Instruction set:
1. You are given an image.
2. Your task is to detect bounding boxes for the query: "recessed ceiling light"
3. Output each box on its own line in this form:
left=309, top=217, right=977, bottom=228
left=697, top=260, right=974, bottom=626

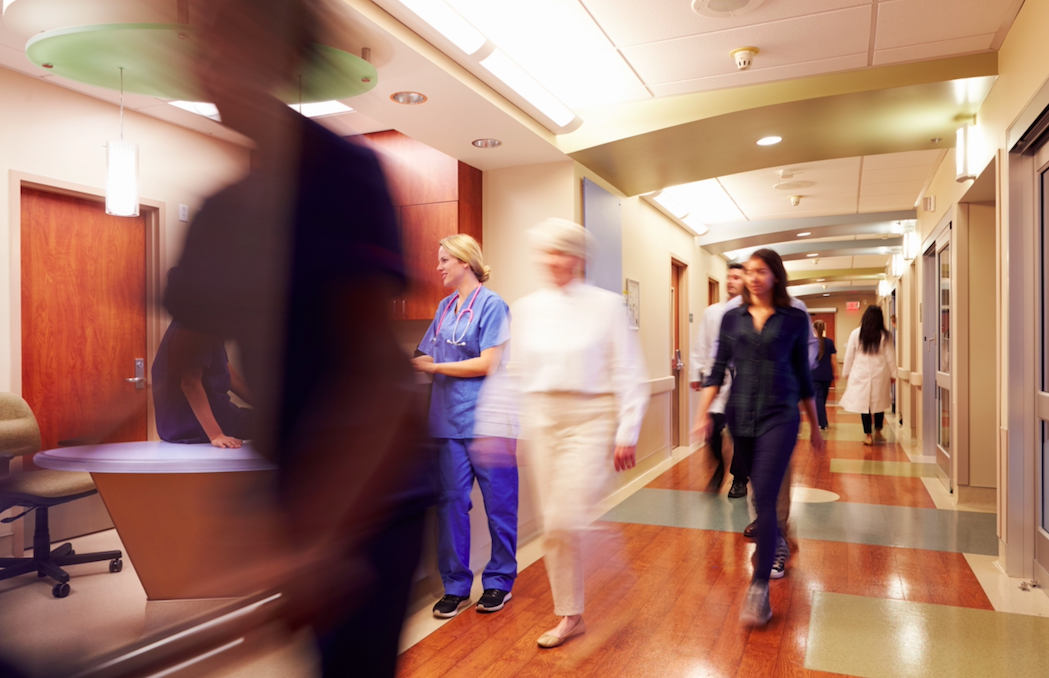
left=169, top=101, right=220, bottom=120
left=480, top=49, right=576, bottom=127
left=723, top=251, right=738, bottom=260
left=756, top=136, right=782, bottom=146
left=797, top=232, right=811, bottom=237
left=391, top=91, right=428, bottom=105
left=806, top=253, right=819, bottom=257
left=816, top=278, right=826, bottom=282
left=651, top=192, right=688, bottom=219
left=399, top=0, right=487, bottom=55
left=472, top=138, right=502, bottom=148
left=682, top=214, right=709, bottom=236
left=295, top=101, right=354, bottom=118
left=823, top=293, right=831, bottom=296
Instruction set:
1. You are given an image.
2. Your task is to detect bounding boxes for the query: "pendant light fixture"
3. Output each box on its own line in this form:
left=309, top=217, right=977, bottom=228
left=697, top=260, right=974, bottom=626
left=106, top=67, right=139, bottom=217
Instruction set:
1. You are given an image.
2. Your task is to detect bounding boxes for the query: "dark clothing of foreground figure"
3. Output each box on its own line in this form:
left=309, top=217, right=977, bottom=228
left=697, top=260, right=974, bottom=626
left=705, top=305, right=815, bottom=583
left=165, top=109, right=433, bottom=677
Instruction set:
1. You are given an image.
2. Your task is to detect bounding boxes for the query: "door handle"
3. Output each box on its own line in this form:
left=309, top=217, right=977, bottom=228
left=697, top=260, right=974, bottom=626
left=673, top=349, right=685, bottom=372
left=126, top=358, right=145, bottom=390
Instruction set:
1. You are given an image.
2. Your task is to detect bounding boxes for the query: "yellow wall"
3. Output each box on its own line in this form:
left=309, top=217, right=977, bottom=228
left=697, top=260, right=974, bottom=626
left=968, top=203, right=997, bottom=487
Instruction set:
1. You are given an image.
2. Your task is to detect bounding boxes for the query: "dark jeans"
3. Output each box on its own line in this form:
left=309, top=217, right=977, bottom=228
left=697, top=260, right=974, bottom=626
left=708, top=411, right=726, bottom=465
left=814, top=381, right=831, bottom=429
left=711, top=413, right=752, bottom=483
left=733, top=418, right=800, bottom=583
left=861, top=412, right=885, bottom=434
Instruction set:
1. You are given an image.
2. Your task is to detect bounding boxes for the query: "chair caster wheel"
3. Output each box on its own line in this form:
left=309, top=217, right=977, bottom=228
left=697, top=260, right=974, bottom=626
left=109, top=559, right=123, bottom=573
left=52, top=583, right=70, bottom=598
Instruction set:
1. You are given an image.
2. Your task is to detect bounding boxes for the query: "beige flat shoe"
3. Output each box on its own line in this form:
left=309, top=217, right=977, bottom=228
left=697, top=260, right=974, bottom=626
left=863, top=435, right=874, bottom=446
left=537, top=618, right=586, bottom=648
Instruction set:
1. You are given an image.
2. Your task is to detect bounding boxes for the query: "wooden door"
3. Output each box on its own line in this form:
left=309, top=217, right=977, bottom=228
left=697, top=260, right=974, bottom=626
left=811, top=312, right=836, bottom=342
left=402, top=202, right=459, bottom=320
left=21, top=188, right=148, bottom=457
left=671, top=262, right=685, bottom=447
left=708, top=278, right=720, bottom=305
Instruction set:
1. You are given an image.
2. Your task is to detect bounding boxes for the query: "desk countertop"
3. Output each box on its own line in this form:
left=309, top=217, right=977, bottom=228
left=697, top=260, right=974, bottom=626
left=33, top=440, right=277, bottom=474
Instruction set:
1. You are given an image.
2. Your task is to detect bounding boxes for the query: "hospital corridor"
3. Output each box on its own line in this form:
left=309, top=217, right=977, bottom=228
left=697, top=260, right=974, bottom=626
left=2, top=0, right=1049, bottom=677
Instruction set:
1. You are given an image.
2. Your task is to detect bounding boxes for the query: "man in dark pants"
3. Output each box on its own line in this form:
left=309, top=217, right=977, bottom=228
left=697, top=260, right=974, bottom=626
left=164, top=2, right=433, bottom=675
left=691, top=263, right=746, bottom=494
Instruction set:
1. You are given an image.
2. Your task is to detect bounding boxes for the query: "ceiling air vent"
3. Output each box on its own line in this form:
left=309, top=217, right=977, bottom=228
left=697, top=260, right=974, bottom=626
left=692, top=0, right=767, bottom=18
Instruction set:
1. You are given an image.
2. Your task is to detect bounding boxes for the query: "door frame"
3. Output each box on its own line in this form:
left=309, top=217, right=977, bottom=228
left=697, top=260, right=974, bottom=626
left=7, top=171, right=166, bottom=555
left=922, top=210, right=954, bottom=490
left=672, top=257, right=690, bottom=449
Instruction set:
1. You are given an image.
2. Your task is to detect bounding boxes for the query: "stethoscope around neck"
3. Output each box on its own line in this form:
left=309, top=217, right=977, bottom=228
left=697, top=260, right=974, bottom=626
left=432, top=285, right=483, bottom=347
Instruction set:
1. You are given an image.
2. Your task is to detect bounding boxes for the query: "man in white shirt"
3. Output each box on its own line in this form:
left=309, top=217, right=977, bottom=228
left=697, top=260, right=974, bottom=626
left=690, top=263, right=744, bottom=494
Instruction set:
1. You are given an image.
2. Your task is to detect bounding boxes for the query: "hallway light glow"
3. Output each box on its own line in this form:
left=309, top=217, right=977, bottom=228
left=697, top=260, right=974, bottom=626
left=105, top=140, right=139, bottom=217
left=651, top=191, right=688, bottom=219
left=481, top=49, right=576, bottom=127
left=797, top=232, right=811, bottom=237
left=400, top=0, right=487, bottom=55
left=756, top=136, right=782, bottom=146
left=682, top=214, right=710, bottom=236
left=955, top=122, right=980, bottom=182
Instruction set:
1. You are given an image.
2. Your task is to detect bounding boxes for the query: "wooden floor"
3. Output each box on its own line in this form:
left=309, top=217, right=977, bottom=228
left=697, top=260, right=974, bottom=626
left=396, top=406, right=992, bottom=678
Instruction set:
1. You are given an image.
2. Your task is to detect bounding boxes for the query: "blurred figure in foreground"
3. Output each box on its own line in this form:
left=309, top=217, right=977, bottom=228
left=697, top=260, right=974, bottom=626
left=164, top=0, right=431, bottom=675
left=840, top=306, right=896, bottom=445
left=508, top=218, right=649, bottom=648
left=693, top=249, right=823, bottom=627
left=690, top=262, right=744, bottom=495
left=151, top=321, right=255, bottom=448
left=412, top=235, right=518, bottom=619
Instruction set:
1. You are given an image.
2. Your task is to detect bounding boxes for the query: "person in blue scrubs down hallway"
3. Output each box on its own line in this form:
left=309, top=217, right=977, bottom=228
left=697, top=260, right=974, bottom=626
left=412, top=234, right=518, bottom=619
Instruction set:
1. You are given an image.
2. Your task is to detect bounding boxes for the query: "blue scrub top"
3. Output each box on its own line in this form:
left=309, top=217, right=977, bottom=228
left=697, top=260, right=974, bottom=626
left=418, top=286, right=510, bottom=439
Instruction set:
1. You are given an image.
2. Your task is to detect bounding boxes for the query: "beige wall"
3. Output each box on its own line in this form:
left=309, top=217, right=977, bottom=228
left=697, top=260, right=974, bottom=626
left=968, top=203, right=997, bottom=488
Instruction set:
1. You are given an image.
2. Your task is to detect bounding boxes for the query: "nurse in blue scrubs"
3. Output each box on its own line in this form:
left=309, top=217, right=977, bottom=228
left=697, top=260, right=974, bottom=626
left=412, top=234, right=518, bottom=619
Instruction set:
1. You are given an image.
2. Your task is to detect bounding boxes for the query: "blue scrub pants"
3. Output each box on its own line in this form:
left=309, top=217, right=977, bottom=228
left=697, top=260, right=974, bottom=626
left=436, top=438, right=519, bottom=596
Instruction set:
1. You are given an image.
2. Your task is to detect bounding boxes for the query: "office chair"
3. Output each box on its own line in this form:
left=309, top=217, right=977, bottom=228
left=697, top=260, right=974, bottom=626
left=0, top=393, right=122, bottom=598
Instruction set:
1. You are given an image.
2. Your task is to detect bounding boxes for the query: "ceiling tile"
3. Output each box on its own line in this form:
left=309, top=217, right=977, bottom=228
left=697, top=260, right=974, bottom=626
left=619, top=7, right=871, bottom=86
left=873, top=33, right=994, bottom=66
left=785, top=256, right=855, bottom=271
left=581, top=0, right=871, bottom=48
left=852, top=254, right=892, bottom=267
left=858, top=193, right=919, bottom=209
left=861, top=165, right=935, bottom=184
left=648, top=53, right=868, bottom=97
left=862, top=149, right=942, bottom=170
left=860, top=180, right=924, bottom=197
left=874, top=0, right=1011, bottom=50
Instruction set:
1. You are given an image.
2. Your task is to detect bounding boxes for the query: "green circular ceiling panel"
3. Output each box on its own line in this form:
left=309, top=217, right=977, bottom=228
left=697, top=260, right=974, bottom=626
left=25, top=23, right=377, bottom=104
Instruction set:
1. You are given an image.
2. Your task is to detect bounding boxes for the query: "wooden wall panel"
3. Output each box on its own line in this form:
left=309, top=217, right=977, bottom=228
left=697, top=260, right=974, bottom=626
left=457, top=161, right=483, bottom=245
left=402, top=202, right=460, bottom=320
left=364, top=130, right=458, bottom=207
left=21, top=188, right=148, bottom=454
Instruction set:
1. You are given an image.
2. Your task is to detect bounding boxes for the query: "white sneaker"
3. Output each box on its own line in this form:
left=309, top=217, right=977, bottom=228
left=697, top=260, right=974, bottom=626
left=770, top=537, right=789, bottom=579
left=740, top=582, right=772, bottom=626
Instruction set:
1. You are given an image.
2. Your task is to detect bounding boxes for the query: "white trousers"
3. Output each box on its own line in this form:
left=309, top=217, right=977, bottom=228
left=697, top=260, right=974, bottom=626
left=524, top=392, right=617, bottom=617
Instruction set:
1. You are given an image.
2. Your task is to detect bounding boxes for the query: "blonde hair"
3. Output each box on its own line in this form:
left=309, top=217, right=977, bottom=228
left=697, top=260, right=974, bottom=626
left=528, top=217, right=594, bottom=260
left=440, top=234, right=491, bottom=283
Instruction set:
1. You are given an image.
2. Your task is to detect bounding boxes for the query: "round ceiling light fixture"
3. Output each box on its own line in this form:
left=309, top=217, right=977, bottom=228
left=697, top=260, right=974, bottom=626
left=472, top=138, right=502, bottom=149
left=756, top=135, right=781, bottom=146
left=692, top=0, right=767, bottom=18
left=806, top=253, right=819, bottom=257
left=391, top=91, right=427, bottom=105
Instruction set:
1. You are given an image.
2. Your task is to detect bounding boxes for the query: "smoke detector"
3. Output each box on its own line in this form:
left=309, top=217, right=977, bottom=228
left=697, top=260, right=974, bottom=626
left=789, top=195, right=802, bottom=207
left=693, top=0, right=767, bottom=17
left=730, top=47, right=759, bottom=71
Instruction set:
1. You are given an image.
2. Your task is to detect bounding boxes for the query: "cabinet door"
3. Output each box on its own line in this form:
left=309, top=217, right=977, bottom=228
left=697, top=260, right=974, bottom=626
left=402, top=202, right=460, bottom=320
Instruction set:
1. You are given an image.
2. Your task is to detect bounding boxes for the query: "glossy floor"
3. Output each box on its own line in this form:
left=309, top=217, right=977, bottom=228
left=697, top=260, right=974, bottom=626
left=396, top=407, right=1049, bottom=678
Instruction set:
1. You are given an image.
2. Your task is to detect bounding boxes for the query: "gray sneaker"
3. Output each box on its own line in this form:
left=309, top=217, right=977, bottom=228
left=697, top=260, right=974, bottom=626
left=770, top=537, right=789, bottom=579
left=739, top=582, right=772, bottom=627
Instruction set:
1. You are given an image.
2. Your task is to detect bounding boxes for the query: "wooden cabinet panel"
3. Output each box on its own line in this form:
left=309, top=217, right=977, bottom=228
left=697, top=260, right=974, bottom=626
left=402, top=202, right=460, bottom=320
left=458, top=162, right=482, bottom=244
left=366, top=130, right=459, bottom=207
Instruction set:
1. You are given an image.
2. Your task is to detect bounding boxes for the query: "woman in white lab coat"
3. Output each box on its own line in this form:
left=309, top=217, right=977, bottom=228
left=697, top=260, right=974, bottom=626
left=839, top=306, right=897, bottom=445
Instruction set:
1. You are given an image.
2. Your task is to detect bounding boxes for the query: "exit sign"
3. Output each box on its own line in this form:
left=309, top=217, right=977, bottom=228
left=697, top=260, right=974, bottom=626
left=846, top=301, right=861, bottom=310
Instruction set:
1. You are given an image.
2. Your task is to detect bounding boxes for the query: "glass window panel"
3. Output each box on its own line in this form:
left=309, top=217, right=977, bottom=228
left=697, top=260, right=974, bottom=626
left=938, top=387, right=950, bottom=453
left=939, top=244, right=951, bottom=373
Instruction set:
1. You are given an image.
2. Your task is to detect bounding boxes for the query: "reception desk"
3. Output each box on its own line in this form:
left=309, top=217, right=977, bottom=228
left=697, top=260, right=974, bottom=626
left=35, top=442, right=278, bottom=601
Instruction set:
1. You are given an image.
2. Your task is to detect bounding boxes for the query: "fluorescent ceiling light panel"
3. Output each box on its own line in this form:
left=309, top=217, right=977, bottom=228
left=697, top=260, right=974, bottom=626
left=295, top=101, right=354, bottom=118
left=662, top=179, right=746, bottom=224
left=480, top=49, right=575, bottom=127
left=169, top=101, right=220, bottom=120
left=447, top=0, right=647, bottom=109
left=400, top=0, right=486, bottom=55
left=651, top=192, right=688, bottom=219
left=681, top=214, right=709, bottom=236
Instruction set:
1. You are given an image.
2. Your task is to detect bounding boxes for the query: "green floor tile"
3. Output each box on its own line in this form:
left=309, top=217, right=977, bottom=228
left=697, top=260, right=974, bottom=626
left=806, top=592, right=1049, bottom=678
left=830, top=459, right=939, bottom=477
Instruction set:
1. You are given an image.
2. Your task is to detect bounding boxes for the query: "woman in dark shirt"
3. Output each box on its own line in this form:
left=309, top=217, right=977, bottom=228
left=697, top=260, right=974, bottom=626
left=693, top=249, right=824, bottom=627
left=811, top=320, right=837, bottom=430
